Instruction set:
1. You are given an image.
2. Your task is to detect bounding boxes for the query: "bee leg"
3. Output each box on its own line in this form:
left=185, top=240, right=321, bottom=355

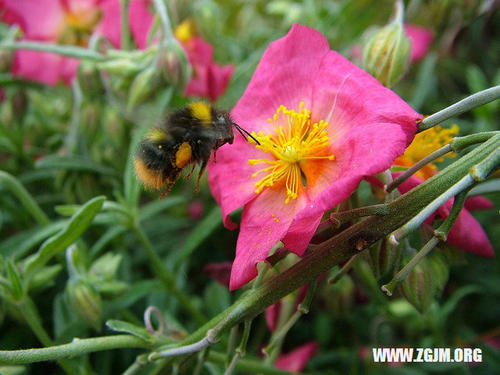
left=159, top=181, right=175, bottom=198
left=195, top=160, right=208, bottom=193
left=185, top=164, right=196, bottom=180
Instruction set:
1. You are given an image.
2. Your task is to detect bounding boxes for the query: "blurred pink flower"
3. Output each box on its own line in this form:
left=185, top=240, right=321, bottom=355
left=275, top=341, right=318, bottom=372
left=187, top=199, right=204, bottom=220
left=174, top=19, right=233, bottom=102
left=404, top=24, right=434, bottom=62
left=209, top=24, right=421, bottom=290
left=203, top=261, right=232, bottom=287
left=180, top=36, right=234, bottom=102
left=396, top=174, right=494, bottom=257
left=1, top=0, right=152, bottom=85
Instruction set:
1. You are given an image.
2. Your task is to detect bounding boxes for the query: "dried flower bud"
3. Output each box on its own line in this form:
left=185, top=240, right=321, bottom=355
left=362, top=1, right=411, bottom=87
left=67, top=279, right=102, bottom=330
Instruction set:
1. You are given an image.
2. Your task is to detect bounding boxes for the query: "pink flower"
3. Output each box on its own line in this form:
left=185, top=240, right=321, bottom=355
left=404, top=24, right=434, bottom=62
left=209, top=24, right=421, bottom=290
left=203, top=261, right=232, bottom=287
left=396, top=175, right=494, bottom=257
left=181, top=36, right=234, bottom=102
left=1, top=0, right=153, bottom=85
left=275, top=341, right=318, bottom=372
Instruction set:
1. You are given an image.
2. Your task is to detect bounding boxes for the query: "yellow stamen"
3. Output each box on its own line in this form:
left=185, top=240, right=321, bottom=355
left=248, top=102, right=335, bottom=204
left=395, top=124, right=459, bottom=180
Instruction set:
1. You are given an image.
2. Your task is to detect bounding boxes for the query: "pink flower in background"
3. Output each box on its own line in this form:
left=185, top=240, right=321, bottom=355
left=1, top=0, right=152, bottom=85
left=203, top=261, right=232, bottom=287
left=396, top=175, right=494, bottom=257
left=209, top=24, right=421, bottom=290
left=275, top=341, right=319, bottom=372
left=405, top=24, right=434, bottom=62
left=174, top=19, right=234, bottom=102
left=182, top=37, right=234, bottom=102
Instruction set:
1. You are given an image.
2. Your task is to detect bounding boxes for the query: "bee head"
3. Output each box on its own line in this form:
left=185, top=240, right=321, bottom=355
left=214, top=110, right=235, bottom=145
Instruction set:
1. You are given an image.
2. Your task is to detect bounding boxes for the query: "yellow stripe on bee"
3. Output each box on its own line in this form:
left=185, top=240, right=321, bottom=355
left=188, top=102, right=212, bottom=126
left=146, top=128, right=168, bottom=142
left=175, top=142, right=192, bottom=168
left=134, top=158, right=167, bottom=189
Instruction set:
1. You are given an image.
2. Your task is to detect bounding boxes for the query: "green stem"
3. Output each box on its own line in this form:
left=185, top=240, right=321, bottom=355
left=328, top=253, right=361, bottom=284
left=382, top=190, right=468, bottom=296
left=208, top=351, right=296, bottom=375
left=389, top=173, right=476, bottom=245
left=16, top=297, right=78, bottom=375
left=120, top=0, right=132, bottom=50
left=329, top=204, right=389, bottom=228
left=387, top=131, right=498, bottom=192
left=418, top=86, right=500, bottom=131
left=264, top=281, right=317, bottom=364
left=0, top=171, right=49, bottom=225
left=1, top=42, right=107, bottom=61
left=152, top=0, right=174, bottom=40
left=225, top=320, right=252, bottom=375
left=0, top=334, right=149, bottom=365
left=133, top=225, right=206, bottom=324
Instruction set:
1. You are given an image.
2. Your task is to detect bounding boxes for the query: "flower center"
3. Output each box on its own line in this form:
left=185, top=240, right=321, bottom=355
left=395, top=124, right=459, bottom=180
left=248, top=102, right=335, bottom=204
left=59, top=7, right=102, bottom=46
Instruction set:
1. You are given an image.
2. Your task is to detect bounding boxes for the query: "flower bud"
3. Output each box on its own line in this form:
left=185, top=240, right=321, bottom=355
left=398, top=257, right=435, bottom=313
left=369, top=239, right=401, bottom=280
left=127, top=67, right=158, bottom=111
left=89, top=253, right=122, bottom=280
left=158, top=40, right=191, bottom=89
left=67, top=279, right=102, bottom=330
left=362, top=1, right=411, bottom=87
left=97, top=58, right=141, bottom=77
left=77, top=60, right=103, bottom=95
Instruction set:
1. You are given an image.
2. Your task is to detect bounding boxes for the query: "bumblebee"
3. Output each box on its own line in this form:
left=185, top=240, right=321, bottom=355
left=134, top=101, right=258, bottom=196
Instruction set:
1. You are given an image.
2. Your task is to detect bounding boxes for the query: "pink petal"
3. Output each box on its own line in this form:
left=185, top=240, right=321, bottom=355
left=405, top=24, right=434, bottom=62
left=265, top=301, right=281, bottom=332
left=205, top=63, right=234, bottom=102
left=128, top=0, right=153, bottom=49
left=93, top=0, right=121, bottom=47
left=182, top=37, right=234, bottom=102
left=209, top=24, right=331, bottom=229
left=12, top=49, right=79, bottom=85
left=2, top=0, right=65, bottom=39
left=275, top=342, right=319, bottom=372
left=230, top=24, right=331, bottom=135
left=464, top=196, right=494, bottom=211
left=445, top=203, right=494, bottom=257
left=229, top=188, right=306, bottom=290
left=183, top=37, right=214, bottom=66
left=203, top=262, right=232, bottom=287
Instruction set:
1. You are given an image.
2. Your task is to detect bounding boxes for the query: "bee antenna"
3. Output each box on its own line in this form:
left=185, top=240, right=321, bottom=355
left=232, top=122, right=261, bottom=145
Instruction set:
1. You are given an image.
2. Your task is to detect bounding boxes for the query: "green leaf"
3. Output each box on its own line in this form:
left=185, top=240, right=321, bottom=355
left=24, top=196, right=106, bottom=277
left=29, top=264, right=63, bottom=293
left=138, top=196, right=186, bottom=221
left=0, top=171, right=49, bottom=226
left=36, top=155, right=119, bottom=177
left=172, top=206, right=222, bottom=269
left=203, top=282, right=231, bottom=317
left=5, top=261, right=24, bottom=300
left=0, top=220, right=66, bottom=259
left=106, top=319, right=152, bottom=343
